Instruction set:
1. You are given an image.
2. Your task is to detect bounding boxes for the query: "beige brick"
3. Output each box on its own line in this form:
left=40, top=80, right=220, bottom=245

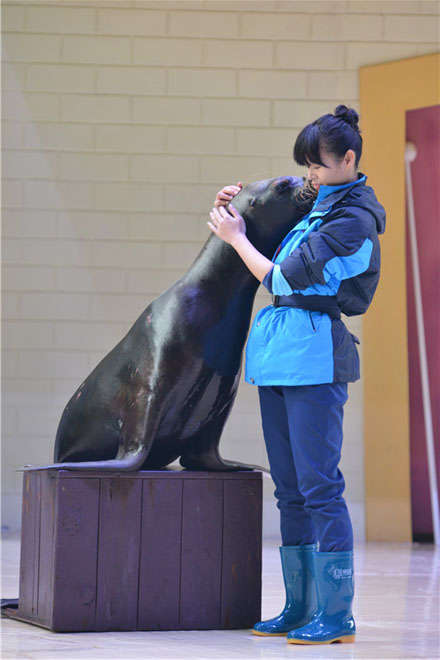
left=197, top=0, right=280, bottom=9
left=199, top=155, right=270, bottom=183
left=2, top=293, right=20, bottom=318
left=62, top=36, right=130, bottom=64
left=133, top=38, right=203, bottom=66
left=347, top=1, right=422, bottom=13
left=238, top=70, right=307, bottom=98
left=384, top=15, right=438, bottom=41
left=16, top=349, right=89, bottom=380
left=2, top=33, right=61, bottom=62
left=3, top=266, right=57, bottom=291
left=167, top=126, right=235, bottom=154
left=277, top=1, right=348, bottom=12
left=269, top=157, right=299, bottom=178
left=23, top=123, right=94, bottom=151
left=2, top=210, right=58, bottom=238
left=54, top=321, right=128, bottom=350
left=3, top=180, right=23, bottom=207
left=94, top=182, right=163, bottom=212
left=130, top=154, right=199, bottom=182
left=273, top=100, right=334, bottom=127
left=168, top=68, right=235, bottom=97
left=275, top=41, right=345, bottom=69
left=24, top=181, right=94, bottom=210
left=129, top=213, right=201, bottom=242
left=237, top=128, right=299, bottom=157
left=162, top=242, right=204, bottom=269
left=163, top=184, right=219, bottom=213
left=4, top=238, right=93, bottom=267
left=57, top=211, right=130, bottom=240
left=240, top=11, right=310, bottom=38
left=16, top=406, right=62, bottom=437
left=346, top=42, right=419, bottom=69
left=26, top=5, right=95, bottom=33
left=97, top=8, right=166, bottom=35
left=204, top=40, right=273, bottom=68
left=311, top=13, right=383, bottom=41
left=2, top=62, right=27, bottom=90
left=58, top=152, right=129, bottom=181
left=168, top=10, right=240, bottom=37
left=61, top=94, right=130, bottom=123
left=201, top=99, right=270, bottom=126
left=2, top=122, right=23, bottom=149
left=416, top=43, right=440, bottom=53
left=4, top=150, right=58, bottom=179
left=96, top=66, right=166, bottom=94
left=2, top=4, right=25, bottom=30
left=308, top=71, right=358, bottom=99
left=418, top=1, right=440, bottom=13
left=27, top=65, right=94, bottom=93
left=133, top=97, right=201, bottom=124
left=3, top=406, right=18, bottom=436
left=2, top=351, right=19, bottom=379
left=125, top=268, right=184, bottom=294
left=3, top=91, right=60, bottom=121
left=56, top=267, right=126, bottom=293
left=96, top=124, right=167, bottom=152
left=20, top=292, right=89, bottom=320
left=89, top=293, right=154, bottom=322
left=91, top=241, right=163, bottom=268
left=4, top=321, right=53, bottom=349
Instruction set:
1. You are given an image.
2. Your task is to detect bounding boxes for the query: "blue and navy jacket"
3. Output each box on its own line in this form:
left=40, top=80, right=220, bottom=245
left=244, top=172, right=386, bottom=386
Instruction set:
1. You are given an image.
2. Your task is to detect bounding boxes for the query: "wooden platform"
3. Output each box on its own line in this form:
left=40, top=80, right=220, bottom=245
left=4, top=467, right=262, bottom=632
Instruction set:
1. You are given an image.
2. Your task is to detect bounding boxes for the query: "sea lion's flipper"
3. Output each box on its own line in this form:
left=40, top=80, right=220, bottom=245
left=179, top=404, right=269, bottom=473
left=20, top=390, right=162, bottom=473
left=19, top=447, right=148, bottom=473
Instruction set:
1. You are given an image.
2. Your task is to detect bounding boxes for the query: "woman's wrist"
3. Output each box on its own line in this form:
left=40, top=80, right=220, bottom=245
left=230, top=233, right=274, bottom=283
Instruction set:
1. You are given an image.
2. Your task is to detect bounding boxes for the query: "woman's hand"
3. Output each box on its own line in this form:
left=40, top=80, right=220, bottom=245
left=214, top=181, right=243, bottom=208
left=207, top=203, right=246, bottom=245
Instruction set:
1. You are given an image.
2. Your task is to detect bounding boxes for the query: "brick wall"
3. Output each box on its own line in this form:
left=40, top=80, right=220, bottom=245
left=2, top=0, right=438, bottom=534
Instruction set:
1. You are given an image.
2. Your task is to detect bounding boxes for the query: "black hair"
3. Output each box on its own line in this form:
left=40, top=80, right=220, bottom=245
left=293, top=104, right=362, bottom=169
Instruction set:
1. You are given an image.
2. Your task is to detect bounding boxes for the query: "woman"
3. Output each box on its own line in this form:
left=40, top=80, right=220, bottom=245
left=207, top=105, right=386, bottom=645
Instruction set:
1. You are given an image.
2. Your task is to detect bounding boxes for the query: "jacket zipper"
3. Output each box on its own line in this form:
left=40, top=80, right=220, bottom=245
left=308, top=310, right=316, bottom=332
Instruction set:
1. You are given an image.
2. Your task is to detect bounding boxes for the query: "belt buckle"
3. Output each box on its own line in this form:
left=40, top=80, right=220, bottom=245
left=272, top=295, right=279, bottom=307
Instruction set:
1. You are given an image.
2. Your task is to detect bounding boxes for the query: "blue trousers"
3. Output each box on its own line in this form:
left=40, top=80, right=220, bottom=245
left=258, top=382, right=353, bottom=552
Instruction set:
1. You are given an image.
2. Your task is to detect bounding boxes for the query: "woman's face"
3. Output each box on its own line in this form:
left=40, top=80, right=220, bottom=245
left=306, top=149, right=357, bottom=190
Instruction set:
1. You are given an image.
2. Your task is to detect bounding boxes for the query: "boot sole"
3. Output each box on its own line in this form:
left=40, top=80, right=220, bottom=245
left=252, top=629, right=287, bottom=636
left=287, top=634, right=355, bottom=644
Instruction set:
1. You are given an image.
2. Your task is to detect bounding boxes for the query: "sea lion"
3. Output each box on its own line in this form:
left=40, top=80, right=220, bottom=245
left=23, top=176, right=316, bottom=473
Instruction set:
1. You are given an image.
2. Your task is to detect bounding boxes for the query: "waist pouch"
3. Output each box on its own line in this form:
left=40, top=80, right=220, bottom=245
left=272, top=293, right=341, bottom=320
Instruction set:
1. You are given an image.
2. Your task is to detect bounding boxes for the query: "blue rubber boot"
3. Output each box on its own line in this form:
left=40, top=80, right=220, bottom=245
left=252, top=543, right=318, bottom=636
left=287, top=549, right=356, bottom=644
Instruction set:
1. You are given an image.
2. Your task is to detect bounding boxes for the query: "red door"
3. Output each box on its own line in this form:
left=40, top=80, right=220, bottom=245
left=405, top=105, right=440, bottom=542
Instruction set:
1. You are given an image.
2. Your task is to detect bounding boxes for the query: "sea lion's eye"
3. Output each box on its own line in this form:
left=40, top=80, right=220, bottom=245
left=249, top=197, right=256, bottom=207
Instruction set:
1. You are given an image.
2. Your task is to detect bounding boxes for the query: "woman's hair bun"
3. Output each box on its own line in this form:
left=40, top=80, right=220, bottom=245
left=334, top=104, right=360, bottom=132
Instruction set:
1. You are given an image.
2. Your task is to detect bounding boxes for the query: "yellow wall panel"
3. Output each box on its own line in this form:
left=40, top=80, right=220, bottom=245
left=359, top=53, right=440, bottom=541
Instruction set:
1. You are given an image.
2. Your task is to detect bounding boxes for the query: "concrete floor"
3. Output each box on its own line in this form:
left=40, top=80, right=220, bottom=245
left=1, top=533, right=439, bottom=659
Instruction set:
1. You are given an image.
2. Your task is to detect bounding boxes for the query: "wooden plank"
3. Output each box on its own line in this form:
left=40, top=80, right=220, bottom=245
left=52, top=475, right=100, bottom=631
left=95, top=477, right=142, bottom=631
left=37, top=471, right=56, bottom=624
left=18, top=471, right=39, bottom=617
left=180, top=479, right=223, bottom=629
left=138, top=478, right=183, bottom=630
left=221, top=478, right=262, bottom=629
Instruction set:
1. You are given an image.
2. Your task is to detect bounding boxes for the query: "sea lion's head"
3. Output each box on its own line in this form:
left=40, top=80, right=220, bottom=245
left=224, top=175, right=317, bottom=257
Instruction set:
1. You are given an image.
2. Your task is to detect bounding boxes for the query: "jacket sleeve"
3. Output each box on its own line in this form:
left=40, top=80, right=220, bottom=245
left=262, top=205, right=375, bottom=296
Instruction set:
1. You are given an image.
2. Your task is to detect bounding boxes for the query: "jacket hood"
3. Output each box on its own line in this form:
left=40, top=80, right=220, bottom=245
left=345, top=177, right=386, bottom=235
